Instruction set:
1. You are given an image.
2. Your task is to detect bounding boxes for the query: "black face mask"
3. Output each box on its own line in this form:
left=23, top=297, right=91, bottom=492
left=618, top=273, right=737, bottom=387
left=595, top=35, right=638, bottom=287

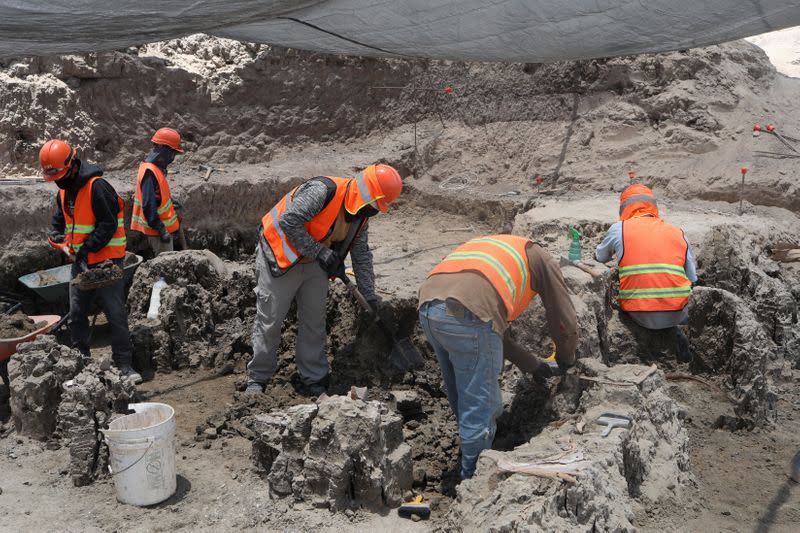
left=145, top=145, right=176, bottom=170
left=345, top=204, right=380, bottom=222
left=55, top=167, right=78, bottom=190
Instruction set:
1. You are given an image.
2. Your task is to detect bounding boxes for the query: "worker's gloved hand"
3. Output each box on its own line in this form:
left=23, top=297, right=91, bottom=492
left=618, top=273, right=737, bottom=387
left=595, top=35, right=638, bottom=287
left=531, top=362, right=554, bottom=386
left=159, top=226, right=171, bottom=243
left=317, top=247, right=341, bottom=277
left=47, top=229, right=66, bottom=244
left=75, top=248, right=89, bottom=272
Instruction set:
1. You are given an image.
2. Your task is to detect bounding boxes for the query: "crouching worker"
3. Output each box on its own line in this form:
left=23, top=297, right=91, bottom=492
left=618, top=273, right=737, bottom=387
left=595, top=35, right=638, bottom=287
left=245, top=165, right=403, bottom=396
left=130, top=128, right=183, bottom=256
left=595, top=184, right=697, bottom=361
left=418, top=235, right=578, bottom=479
left=40, top=140, right=140, bottom=384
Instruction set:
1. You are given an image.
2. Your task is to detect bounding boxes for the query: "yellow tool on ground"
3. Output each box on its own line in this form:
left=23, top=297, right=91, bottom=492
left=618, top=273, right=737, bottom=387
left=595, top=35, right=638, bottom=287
left=398, top=495, right=430, bottom=520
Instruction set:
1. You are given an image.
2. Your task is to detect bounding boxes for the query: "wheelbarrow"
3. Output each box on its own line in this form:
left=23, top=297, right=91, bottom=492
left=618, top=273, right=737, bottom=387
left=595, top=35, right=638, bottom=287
left=18, top=252, right=143, bottom=305
left=0, top=314, right=61, bottom=362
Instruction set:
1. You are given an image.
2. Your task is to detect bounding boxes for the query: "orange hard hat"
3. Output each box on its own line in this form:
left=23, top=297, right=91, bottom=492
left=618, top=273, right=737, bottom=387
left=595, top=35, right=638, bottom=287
left=619, top=183, right=658, bottom=220
left=151, top=127, right=184, bottom=153
left=372, top=164, right=403, bottom=212
left=39, top=139, right=76, bottom=182
left=346, top=164, right=403, bottom=214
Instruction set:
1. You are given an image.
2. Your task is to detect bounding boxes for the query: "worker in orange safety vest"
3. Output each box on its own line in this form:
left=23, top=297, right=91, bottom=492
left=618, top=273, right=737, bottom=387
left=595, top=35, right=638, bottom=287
left=40, top=139, right=140, bottom=384
left=418, top=235, right=578, bottom=479
left=130, top=128, right=183, bottom=256
left=595, top=184, right=697, bottom=361
left=245, top=164, right=403, bottom=396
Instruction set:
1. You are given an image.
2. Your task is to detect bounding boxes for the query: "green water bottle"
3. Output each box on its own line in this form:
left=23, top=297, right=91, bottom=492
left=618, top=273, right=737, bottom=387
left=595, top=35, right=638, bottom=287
left=568, top=227, right=582, bottom=262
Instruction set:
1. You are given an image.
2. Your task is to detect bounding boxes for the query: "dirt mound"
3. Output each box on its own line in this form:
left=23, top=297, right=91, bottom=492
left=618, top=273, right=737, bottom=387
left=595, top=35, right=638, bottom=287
left=8, top=335, right=87, bottom=439
left=687, top=287, right=785, bottom=428
left=0, top=311, right=45, bottom=338
left=0, top=232, right=61, bottom=292
left=696, top=224, right=799, bottom=366
left=57, top=357, right=136, bottom=486
left=446, top=360, right=690, bottom=532
left=127, top=250, right=254, bottom=372
left=251, top=394, right=412, bottom=511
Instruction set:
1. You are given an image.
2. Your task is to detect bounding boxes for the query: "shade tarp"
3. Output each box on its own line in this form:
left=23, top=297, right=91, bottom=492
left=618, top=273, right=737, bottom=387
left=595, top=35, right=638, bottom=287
left=1, top=0, right=799, bottom=61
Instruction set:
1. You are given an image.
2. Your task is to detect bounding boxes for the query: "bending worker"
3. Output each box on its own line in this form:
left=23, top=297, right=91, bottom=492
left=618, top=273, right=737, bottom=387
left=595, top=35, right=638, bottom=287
left=418, top=234, right=578, bottom=479
left=595, top=184, right=697, bottom=361
left=40, top=140, right=141, bottom=384
left=246, top=164, right=403, bottom=396
left=131, top=128, right=183, bottom=256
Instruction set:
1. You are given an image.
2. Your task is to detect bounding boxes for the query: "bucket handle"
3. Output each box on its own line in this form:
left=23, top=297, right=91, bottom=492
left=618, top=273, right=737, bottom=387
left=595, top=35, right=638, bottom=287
left=106, top=436, right=155, bottom=477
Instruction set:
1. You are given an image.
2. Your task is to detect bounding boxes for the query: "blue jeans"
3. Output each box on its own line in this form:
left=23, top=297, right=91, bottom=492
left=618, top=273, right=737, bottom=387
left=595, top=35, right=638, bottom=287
left=419, top=300, right=503, bottom=479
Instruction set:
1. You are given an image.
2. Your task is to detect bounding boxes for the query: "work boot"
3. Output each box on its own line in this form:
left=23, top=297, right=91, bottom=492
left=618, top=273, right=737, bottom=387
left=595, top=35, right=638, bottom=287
left=244, top=381, right=265, bottom=396
left=118, top=365, right=143, bottom=385
left=300, top=374, right=330, bottom=397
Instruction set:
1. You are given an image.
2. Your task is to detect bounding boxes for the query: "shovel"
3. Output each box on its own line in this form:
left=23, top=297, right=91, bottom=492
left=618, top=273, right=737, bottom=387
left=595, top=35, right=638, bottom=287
left=336, top=272, right=424, bottom=373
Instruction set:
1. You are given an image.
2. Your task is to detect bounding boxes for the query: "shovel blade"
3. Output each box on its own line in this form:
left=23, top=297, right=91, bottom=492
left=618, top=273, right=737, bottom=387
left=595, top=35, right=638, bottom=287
left=390, top=337, right=424, bottom=372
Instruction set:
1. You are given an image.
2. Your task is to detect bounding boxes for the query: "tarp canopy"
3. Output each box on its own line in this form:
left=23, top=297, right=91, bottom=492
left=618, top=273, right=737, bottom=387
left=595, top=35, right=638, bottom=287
left=2, top=1, right=799, bottom=61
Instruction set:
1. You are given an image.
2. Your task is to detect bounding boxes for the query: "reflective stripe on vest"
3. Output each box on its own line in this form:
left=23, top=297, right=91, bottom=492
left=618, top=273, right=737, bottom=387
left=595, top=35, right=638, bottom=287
left=59, top=176, right=127, bottom=265
left=428, top=235, right=537, bottom=321
left=618, top=217, right=691, bottom=312
left=618, top=194, right=657, bottom=216
left=261, top=177, right=351, bottom=272
left=131, top=162, right=180, bottom=236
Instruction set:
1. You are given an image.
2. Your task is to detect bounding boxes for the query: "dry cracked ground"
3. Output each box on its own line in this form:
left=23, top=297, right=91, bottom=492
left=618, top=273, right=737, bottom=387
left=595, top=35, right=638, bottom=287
left=1, top=34, right=799, bottom=532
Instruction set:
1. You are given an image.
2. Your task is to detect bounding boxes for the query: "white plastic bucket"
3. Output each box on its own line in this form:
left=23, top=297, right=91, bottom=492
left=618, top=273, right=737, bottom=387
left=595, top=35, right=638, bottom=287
left=102, top=402, right=177, bottom=506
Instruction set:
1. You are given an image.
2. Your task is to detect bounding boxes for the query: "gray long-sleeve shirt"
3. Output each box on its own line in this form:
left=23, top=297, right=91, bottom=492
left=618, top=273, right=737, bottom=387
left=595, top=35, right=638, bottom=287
left=277, top=179, right=376, bottom=299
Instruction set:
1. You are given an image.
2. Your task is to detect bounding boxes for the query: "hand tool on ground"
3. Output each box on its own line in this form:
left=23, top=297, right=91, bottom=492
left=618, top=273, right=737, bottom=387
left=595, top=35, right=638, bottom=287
left=441, top=225, right=475, bottom=233
left=337, top=272, right=425, bottom=372
left=199, top=163, right=223, bottom=182
left=596, top=413, right=632, bottom=437
left=398, top=495, right=431, bottom=520
left=558, top=256, right=601, bottom=278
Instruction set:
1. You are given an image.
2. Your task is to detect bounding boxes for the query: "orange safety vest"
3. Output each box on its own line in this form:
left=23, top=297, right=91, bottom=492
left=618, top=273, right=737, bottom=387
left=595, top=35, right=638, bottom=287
left=131, top=163, right=180, bottom=236
left=261, top=176, right=372, bottom=274
left=59, top=176, right=127, bottom=265
left=428, top=235, right=537, bottom=321
left=618, top=217, right=692, bottom=312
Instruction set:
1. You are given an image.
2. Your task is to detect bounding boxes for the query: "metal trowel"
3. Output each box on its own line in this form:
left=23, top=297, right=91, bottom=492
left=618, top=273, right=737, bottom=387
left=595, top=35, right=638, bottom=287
left=596, top=412, right=632, bottom=437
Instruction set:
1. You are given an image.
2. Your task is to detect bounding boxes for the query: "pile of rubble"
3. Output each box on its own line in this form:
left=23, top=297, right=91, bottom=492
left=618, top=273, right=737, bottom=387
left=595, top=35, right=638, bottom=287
left=127, top=250, right=255, bottom=372
left=250, top=394, right=412, bottom=511
left=8, top=335, right=135, bottom=486
left=446, top=360, right=690, bottom=531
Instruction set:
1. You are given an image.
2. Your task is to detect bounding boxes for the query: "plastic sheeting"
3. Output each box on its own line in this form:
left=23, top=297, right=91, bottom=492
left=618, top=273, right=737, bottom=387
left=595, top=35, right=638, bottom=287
left=2, top=0, right=800, bottom=61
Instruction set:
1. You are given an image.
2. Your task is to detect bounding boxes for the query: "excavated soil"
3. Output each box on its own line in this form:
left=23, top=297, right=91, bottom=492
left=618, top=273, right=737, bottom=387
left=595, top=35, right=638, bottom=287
left=2, top=33, right=800, bottom=532
left=0, top=311, right=44, bottom=339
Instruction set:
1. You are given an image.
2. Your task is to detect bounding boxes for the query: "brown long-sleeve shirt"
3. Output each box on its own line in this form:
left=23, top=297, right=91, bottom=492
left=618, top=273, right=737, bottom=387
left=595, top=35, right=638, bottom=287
left=418, top=242, right=578, bottom=371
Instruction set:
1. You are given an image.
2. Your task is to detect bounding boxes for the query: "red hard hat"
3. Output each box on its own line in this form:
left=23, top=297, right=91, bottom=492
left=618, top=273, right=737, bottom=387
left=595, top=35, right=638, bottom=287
left=39, top=139, right=76, bottom=182
left=151, top=127, right=184, bottom=153
left=371, top=164, right=403, bottom=212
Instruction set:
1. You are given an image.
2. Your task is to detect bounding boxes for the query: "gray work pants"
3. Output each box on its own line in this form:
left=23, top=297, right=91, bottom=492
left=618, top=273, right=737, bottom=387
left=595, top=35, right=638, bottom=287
left=248, top=241, right=329, bottom=385
left=146, top=235, right=174, bottom=256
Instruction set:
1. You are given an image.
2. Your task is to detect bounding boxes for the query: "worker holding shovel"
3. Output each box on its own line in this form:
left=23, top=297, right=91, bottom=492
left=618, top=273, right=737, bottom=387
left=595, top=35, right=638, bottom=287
left=130, top=127, right=184, bottom=256
left=418, top=235, right=578, bottom=479
left=245, top=164, right=403, bottom=396
left=40, top=139, right=140, bottom=384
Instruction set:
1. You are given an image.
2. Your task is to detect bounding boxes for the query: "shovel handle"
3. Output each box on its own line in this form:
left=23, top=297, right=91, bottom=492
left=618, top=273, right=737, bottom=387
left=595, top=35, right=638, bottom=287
left=337, top=273, right=374, bottom=314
